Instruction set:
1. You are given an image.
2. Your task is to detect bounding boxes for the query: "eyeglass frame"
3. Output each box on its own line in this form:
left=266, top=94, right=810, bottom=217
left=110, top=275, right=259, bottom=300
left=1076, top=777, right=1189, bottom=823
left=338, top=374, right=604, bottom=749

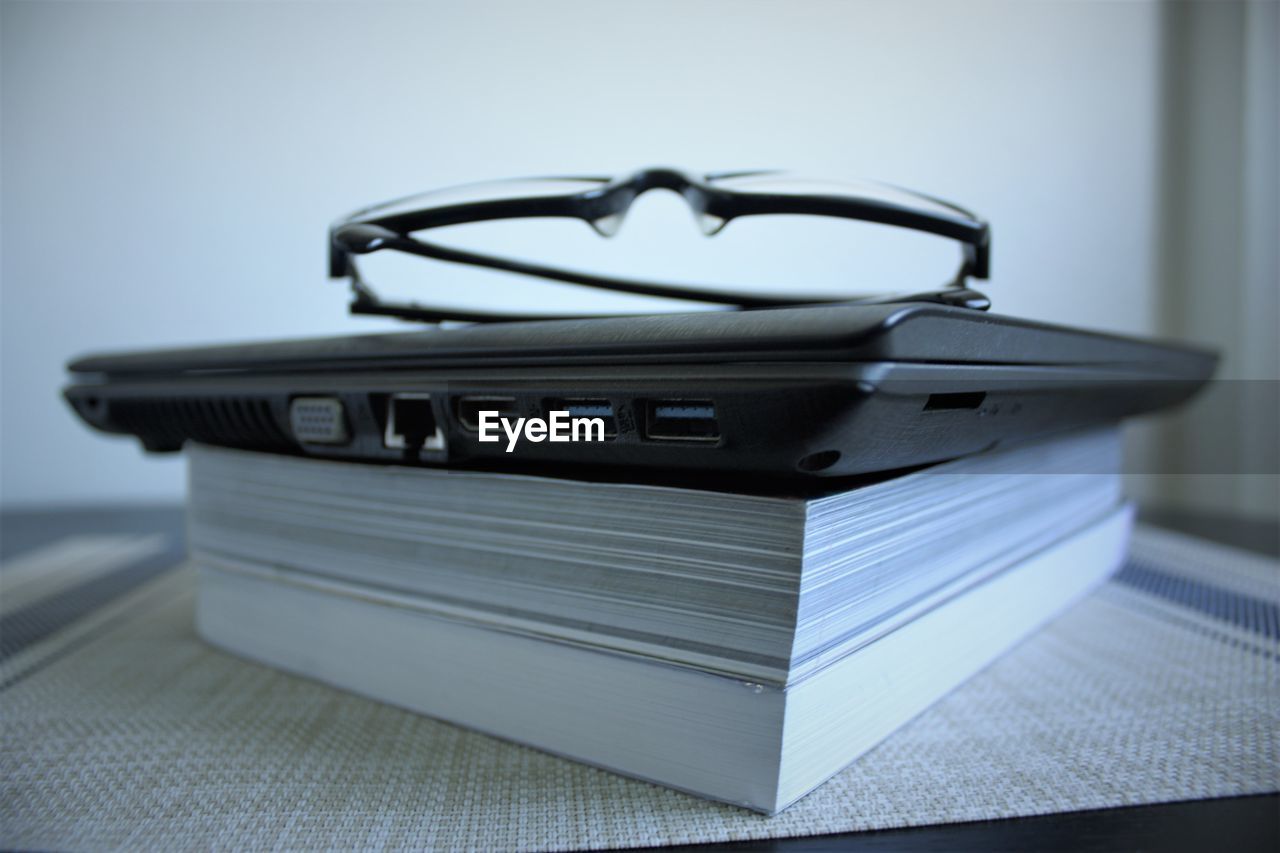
left=328, top=167, right=992, bottom=324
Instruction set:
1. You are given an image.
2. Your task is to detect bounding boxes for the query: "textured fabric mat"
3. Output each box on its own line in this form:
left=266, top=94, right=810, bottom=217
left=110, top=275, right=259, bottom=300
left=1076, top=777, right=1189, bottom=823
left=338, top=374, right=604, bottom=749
left=1, top=525, right=1277, bottom=850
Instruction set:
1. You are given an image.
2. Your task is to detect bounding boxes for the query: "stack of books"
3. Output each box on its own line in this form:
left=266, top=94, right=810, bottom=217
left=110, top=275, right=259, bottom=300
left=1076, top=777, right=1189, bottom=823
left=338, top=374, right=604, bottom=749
left=190, top=428, right=1130, bottom=814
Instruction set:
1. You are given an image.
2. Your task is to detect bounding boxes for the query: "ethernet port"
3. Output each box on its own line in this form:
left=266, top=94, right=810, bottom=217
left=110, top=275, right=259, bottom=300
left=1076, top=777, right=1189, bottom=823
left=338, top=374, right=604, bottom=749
left=383, top=394, right=445, bottom=452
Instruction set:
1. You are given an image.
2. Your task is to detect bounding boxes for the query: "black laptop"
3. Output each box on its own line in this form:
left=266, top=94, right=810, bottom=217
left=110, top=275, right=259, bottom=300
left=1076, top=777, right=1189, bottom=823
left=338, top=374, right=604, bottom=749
left=63, top=169, right=1217, bottom=479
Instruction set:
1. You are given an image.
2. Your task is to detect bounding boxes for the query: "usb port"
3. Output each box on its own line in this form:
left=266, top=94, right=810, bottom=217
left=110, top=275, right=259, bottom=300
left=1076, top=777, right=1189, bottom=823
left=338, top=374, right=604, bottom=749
left=643, top=400, right=719, bottom=442
left=546, top=398, right=616, bottom=438
left=383, top=394, right=445, bottom=451
left=455, top=396, right=518, bottom=431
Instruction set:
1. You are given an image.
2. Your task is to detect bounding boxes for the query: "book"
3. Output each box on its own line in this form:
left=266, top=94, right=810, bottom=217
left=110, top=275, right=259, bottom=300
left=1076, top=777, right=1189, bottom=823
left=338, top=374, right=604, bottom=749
left=190, top=429, right=1131, bottom=813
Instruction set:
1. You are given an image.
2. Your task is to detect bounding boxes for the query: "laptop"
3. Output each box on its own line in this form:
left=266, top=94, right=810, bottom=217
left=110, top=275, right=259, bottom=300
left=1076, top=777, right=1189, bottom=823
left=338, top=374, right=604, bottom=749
left=64, top=300, right=1215, bottom=479
left=63, top=168, right=1217, bottom=480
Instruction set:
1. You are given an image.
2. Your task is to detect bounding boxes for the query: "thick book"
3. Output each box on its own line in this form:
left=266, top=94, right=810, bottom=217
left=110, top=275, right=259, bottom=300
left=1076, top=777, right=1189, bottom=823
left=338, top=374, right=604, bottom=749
left=190, top=430, right=1131, bottom=812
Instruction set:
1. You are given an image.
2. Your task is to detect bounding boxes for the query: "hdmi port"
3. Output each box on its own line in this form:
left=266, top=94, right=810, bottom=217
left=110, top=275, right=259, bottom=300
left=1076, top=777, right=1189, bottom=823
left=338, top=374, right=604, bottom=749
left=546, top=398, right=617, bottom=438
left=643, top=400, right=720, bottom=442
left=455, top=396, right=518, bottom=431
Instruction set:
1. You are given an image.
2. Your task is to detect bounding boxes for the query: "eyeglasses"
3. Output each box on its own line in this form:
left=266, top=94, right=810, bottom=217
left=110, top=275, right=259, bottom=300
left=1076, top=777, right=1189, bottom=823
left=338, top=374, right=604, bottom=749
left=329, top=167, right=991, bottom=323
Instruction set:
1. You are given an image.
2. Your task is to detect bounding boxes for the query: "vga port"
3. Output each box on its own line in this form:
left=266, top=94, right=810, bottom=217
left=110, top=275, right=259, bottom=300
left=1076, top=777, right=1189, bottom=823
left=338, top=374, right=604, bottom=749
left=289, top=397, right=349, bottom=445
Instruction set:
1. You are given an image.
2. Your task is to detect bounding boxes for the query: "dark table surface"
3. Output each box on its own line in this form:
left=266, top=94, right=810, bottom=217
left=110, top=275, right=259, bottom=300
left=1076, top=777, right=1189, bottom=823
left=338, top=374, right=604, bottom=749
left=2, top=503, right=1276, bottom=852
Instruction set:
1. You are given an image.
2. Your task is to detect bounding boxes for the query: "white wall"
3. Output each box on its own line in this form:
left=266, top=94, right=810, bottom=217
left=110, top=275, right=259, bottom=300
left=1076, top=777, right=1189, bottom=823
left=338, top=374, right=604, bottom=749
left=1, top=0, right=1169, bottom=507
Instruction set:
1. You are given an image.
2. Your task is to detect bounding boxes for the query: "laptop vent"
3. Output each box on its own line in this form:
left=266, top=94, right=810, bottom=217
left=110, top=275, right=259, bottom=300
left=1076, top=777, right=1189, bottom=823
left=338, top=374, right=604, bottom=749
left=108, top=397, right=294, bottom=451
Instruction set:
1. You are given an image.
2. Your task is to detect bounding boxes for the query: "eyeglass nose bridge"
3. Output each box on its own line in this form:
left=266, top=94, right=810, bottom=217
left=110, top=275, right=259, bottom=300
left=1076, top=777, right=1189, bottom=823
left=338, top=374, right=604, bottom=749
left=627, top=167, right=698, bottom=193
left=585, top=168, right=731, bottom=237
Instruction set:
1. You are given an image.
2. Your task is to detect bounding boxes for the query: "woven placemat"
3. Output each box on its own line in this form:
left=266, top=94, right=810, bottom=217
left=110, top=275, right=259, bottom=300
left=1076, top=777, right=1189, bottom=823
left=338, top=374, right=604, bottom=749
left=2, top=525, right=1277, bottom=850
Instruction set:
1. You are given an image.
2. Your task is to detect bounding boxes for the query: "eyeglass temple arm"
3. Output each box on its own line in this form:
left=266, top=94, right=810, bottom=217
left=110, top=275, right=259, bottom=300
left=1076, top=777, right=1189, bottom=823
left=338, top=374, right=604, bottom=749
left=346, top=285, right=991, bottom=324
left=332, top=223, right=851, bottom=309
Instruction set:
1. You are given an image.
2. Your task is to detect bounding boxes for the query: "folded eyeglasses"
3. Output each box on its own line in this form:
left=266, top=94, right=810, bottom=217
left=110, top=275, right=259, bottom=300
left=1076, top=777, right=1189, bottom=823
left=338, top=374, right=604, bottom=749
left=329, top=167, right=992, bottom=323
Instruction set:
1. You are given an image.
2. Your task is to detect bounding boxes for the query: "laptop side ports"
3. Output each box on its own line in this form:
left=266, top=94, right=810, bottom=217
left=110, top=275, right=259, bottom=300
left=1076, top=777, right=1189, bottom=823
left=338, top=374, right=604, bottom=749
left=383, top=394, right=445, bottom=451
left=642, top=400, right=720, bottom=442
